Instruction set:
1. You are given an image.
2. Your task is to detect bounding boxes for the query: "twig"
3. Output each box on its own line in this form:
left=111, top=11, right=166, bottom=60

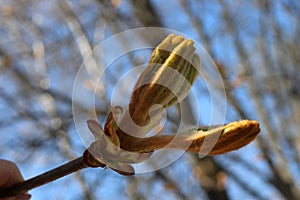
left=0, top=120, right=259, bottom=198
left=0, top=157, right=87, bottom=198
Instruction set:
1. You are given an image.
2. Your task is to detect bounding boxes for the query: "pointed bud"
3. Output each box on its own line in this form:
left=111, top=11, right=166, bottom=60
left=129, top=34, right=200, bottom=127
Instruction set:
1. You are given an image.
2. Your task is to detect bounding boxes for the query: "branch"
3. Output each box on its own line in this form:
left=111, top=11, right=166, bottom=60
left=0, top=157, right=87, bottom=198
left=0, top=120, right=259, bottom=198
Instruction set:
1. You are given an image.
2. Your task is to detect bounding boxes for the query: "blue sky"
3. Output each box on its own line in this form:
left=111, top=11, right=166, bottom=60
left=1, top=0, right=297, bottom=199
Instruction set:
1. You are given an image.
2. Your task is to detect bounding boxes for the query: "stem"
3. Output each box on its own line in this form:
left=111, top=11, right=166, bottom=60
left=0, top=156, right=87, bottom=198
left=0, top=120, right=260, bottom=198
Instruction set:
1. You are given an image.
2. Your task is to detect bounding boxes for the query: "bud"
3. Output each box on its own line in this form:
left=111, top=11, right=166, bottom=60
left=129, top=34, right=200, bottom=127
left=83, top=119, right=151, bottom=176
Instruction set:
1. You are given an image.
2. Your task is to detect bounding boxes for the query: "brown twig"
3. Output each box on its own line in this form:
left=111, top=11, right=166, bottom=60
left=0, top=120, right=259, bottom=198
left=0, top=157, right=87, bottom=198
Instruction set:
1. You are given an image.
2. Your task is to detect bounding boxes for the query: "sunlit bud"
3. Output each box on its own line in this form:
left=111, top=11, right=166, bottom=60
left=128, top=34, right=200, bottom=126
